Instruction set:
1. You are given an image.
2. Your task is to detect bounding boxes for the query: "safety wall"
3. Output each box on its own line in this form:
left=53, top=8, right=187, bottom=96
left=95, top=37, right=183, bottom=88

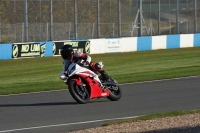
left=0, top=34, right=200, bottom=60
left=89, top=33, right=200, bottom=54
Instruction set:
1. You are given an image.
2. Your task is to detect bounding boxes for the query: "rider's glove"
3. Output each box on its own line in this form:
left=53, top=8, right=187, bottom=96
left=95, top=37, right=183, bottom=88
left=82, top=61, right=89, bottom=66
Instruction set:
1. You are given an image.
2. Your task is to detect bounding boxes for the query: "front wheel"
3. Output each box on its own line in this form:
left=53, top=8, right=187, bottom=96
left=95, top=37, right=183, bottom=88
left=107, top=85, right=122, bottom=101
left=68, top=80, right=90, bottom=104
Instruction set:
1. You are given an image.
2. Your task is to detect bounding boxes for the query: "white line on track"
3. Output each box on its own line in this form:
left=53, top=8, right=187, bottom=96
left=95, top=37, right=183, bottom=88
left=0, top=75, right=199, bottom=97
left=120, top=75, right=200, bottom=85
left=0, top=89, right=68, bottom=97
left=0, top=116, right=141, bottom=133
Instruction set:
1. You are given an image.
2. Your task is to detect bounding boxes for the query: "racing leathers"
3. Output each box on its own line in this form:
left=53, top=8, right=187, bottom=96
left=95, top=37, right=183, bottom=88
left=59, top=50, right=111, bottom=83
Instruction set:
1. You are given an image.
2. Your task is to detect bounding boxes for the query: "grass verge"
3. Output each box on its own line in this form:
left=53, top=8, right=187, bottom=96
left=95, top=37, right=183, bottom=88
left=0, top=47, right=200, bottom=95
left=102, top=109, right=200, bottom=126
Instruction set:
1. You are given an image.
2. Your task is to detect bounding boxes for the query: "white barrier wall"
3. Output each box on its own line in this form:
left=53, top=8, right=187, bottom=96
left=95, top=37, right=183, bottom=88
left=152, top=35, right=167, bottom=50
left=89, top=37, right=137, bottom=54
left=89, top=39, right=106, bottom=54
left=89, top=34, right=200, bottom=54
left=180, top=34, right=194, bottom=48
left=120, top=37, right=137, bottom=52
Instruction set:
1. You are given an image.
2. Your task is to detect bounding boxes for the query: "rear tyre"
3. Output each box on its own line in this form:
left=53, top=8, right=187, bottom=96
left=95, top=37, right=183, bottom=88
left=107, top=85, right=122, bottom=101
left=68, top=80, right=90, bottom=104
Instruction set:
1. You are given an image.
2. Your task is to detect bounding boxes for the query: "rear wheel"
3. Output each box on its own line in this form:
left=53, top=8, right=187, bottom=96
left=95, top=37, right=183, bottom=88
left=68, top=80, right=90, bottom=104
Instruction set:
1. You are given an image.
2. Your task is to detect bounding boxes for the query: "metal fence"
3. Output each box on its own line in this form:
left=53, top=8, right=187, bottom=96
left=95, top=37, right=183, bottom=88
left=0, top=0, right=200, bottom=43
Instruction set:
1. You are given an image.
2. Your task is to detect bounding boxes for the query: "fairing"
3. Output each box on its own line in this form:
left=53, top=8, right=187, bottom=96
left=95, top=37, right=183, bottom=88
left=66, top=61, right=110, bottom=99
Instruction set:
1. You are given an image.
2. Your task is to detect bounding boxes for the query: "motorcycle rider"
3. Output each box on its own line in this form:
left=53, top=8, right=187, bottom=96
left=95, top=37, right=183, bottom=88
left=59, top=44, right=112, bottom=84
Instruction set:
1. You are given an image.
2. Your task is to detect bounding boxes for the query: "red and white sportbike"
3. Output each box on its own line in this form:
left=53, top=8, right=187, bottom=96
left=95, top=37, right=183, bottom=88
left=63, top=61, right=122, bottom=104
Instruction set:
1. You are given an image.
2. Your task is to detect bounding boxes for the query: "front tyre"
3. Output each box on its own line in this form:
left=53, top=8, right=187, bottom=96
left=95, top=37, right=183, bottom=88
left=107, top=85, right=122, bottom=101
left=68, top=80, right=90, bottom=104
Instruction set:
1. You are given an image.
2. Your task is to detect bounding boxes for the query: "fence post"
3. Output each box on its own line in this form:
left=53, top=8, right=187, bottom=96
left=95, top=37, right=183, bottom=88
left=74, top=0, right=77, bottom=40
left=118, top=0, right=121, bottom=37
left=0, top=12, right=1, bottom=43
left=158, top=0, right=160, bottom=35
left=0, top=0, right=2, bottom=43
left=50, top=0, right=53, bottom=41
left=138, top=0, right=142, bottom=37
left=194, top=0, right=197, bottom=33
left=97, top=0, right=100, bottom=38
left=176, top=0, right=179, bottom=34
left=24, top=0, right=28, bottom=42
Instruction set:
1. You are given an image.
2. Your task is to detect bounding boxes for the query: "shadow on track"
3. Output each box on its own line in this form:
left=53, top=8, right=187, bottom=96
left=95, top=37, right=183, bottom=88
left=0, top=99, right=111, bottom=107
left=0, top=101, right=78, bottom=107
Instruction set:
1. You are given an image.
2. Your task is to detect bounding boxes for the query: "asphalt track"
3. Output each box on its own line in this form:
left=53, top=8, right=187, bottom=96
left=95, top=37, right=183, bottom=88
left=0, top=76, right=200, bottom=133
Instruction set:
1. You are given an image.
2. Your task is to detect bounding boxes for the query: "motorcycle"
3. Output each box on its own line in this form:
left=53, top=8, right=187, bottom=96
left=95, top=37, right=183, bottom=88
left=63, top=61, right=122, bottom=104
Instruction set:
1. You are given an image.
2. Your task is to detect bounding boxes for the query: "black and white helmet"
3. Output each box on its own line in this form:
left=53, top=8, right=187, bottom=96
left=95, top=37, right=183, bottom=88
left=60, top=44, right=74, bottom=59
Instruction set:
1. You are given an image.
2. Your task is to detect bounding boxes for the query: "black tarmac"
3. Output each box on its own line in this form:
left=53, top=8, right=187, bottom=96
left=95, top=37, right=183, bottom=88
left=0, top=76, right=199, bottom=133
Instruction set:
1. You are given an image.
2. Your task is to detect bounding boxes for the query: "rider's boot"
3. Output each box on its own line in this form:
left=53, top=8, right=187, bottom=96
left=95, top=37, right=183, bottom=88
left=100, top=71, right=113, bottom=85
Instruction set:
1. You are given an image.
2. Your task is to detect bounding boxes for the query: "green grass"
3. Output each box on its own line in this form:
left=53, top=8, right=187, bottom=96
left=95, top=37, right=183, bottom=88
left=0, top=47, right=200, bottom=95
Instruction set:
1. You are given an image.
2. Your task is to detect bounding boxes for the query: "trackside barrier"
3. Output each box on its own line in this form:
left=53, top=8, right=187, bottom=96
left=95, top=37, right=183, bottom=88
left=89, top=33, right=200, bottom=54
left=0, top=44, right=12, bottom=60
left=0, top=34, right=200, bottom=60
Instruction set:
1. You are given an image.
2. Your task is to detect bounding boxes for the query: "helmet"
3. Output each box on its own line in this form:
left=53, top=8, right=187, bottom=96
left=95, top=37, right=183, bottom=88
left=60, top=44, right=74, bottom=59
